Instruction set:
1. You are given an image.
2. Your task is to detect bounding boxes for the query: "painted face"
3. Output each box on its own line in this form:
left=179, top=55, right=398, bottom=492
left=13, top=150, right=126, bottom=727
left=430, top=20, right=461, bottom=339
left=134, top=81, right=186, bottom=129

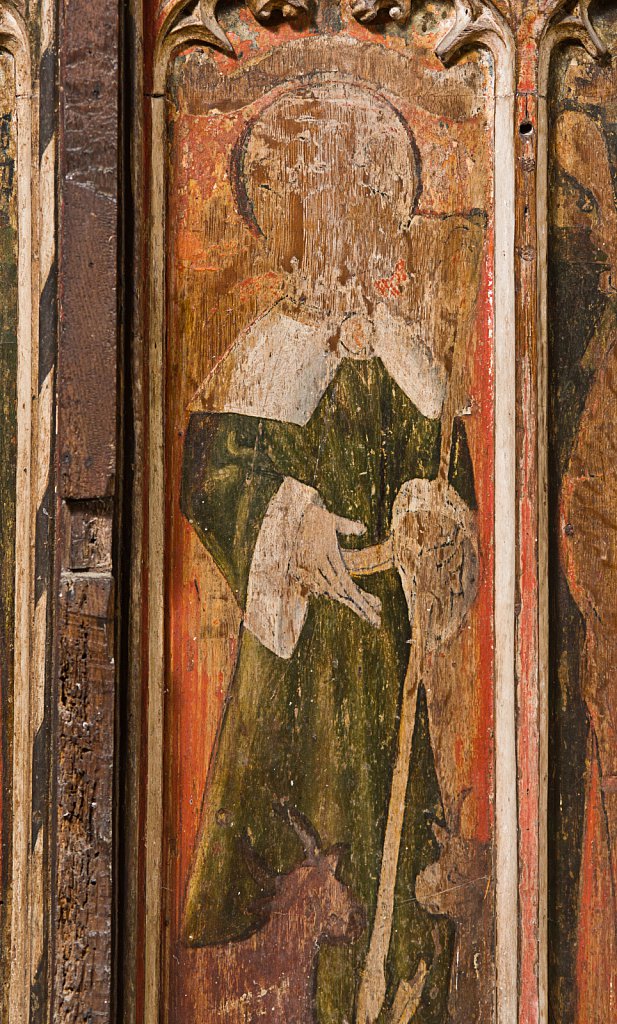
left=239, top=79, right=421, bottom=315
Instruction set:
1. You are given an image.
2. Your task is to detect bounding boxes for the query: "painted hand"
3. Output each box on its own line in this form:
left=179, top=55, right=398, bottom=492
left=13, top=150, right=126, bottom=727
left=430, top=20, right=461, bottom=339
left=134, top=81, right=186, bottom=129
left=291, top=503, right=382, bottom=628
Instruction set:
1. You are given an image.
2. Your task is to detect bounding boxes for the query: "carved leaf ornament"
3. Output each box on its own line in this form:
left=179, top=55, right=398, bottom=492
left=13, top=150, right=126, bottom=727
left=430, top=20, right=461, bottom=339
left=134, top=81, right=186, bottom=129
left=156, top=0, right=608, bottom=61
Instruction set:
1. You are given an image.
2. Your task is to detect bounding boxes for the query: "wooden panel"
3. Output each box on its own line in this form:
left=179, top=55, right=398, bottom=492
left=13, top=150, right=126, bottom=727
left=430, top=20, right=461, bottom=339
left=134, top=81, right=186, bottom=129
left=57, top=0, right=119, bottom=500
left=145, top=9, right=498, bottom=1023
left=547, top=11, right=617, bottom=1021
left=54, top=576, right=116, bottom=1024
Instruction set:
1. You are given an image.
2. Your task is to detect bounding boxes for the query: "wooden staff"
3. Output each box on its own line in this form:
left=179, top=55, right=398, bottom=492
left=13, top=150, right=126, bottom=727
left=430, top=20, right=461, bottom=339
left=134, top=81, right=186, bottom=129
left=353, top=594, right=427, bottom=1024
left=344, top=326, right=475, bottom=1024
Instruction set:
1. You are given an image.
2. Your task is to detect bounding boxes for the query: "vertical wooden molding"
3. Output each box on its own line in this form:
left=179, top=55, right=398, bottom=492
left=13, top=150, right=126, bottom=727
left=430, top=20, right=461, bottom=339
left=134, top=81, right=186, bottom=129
left=0, top=2, right=60, bottom=1021
left=51, top=0, right=121, bottom=1022
left=514, top=30, right=543, bottom=1024
left=143, top=90, right=165, bottom=1024
left=440, top=5, right=519, bottom=1013
left=122, top=1, right=145, bottom=1019
left=443, top=6, right=611, bottom=1022
left=2, top=6, right=35, bottom=1023
left=535, top=48, right=550, bottom=1024
left=493, top=40, right=518, bottom=1024
left=441, top=12, right=519, bottom=1017
left=29, top=0, right=59, bottom=1019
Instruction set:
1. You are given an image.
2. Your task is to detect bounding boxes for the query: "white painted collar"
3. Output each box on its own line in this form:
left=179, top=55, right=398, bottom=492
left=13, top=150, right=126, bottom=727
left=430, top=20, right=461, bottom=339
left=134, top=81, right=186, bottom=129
left=189, top=300, right=447, bottom=426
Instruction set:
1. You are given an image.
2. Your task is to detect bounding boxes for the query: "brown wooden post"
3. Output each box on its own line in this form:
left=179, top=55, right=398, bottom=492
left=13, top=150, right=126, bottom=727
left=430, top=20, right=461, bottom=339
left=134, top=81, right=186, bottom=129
left=51, top=1, right=122, bottom=1021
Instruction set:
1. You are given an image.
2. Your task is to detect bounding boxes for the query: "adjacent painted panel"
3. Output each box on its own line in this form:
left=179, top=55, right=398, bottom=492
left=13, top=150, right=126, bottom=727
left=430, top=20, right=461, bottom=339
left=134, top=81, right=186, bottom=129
left=548, top=12, right=617, bottom=1022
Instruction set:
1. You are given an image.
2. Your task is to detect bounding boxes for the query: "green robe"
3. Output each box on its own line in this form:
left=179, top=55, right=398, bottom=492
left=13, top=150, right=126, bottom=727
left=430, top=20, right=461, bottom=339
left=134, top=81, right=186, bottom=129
left=181, top=356, right=473, bottom=1022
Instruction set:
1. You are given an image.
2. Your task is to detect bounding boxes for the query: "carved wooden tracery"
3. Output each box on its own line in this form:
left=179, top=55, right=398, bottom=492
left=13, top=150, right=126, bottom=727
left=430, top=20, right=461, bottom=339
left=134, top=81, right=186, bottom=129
left=155, top=0, right=607, bottom=56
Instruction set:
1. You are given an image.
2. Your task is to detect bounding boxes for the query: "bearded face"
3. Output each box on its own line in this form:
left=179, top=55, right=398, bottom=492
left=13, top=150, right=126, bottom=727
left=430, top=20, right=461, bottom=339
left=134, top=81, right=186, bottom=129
left=240, top=80, right=421, bottom=318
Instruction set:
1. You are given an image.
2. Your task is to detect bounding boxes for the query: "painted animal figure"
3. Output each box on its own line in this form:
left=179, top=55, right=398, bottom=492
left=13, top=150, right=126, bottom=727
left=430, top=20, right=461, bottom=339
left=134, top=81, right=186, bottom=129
left=182, top=804, right=366, bottom=1023
left=414, top=794, right=492, bottom=1023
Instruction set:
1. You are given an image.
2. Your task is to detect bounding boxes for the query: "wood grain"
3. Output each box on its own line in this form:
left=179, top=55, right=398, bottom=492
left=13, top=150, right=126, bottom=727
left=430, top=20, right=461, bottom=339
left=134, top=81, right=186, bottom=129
left=153, top=15, right=497, bottom=1024
left=0, top=46, right=19, bottom=1020
left=53, top=576, right=116, bottom=1024
left=57, top=0, right=119, bottom=500
left=51, top=0, right=121, bottom=1021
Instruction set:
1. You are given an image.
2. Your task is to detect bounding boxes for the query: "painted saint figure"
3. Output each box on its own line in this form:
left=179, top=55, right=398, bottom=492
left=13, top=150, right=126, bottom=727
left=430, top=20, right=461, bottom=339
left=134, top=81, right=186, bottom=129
left=180, top=81, right=480, bottom=1021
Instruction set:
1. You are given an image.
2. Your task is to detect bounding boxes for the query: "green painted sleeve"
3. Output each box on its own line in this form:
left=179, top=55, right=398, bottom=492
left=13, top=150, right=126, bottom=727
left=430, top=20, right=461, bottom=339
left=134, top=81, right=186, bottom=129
left=181, top=411, right=285, bottom=609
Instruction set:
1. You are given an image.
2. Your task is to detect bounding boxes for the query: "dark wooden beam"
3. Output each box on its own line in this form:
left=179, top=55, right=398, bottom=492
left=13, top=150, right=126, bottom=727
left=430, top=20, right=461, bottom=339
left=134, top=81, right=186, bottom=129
left=52, top=1, right=121, bottom=1020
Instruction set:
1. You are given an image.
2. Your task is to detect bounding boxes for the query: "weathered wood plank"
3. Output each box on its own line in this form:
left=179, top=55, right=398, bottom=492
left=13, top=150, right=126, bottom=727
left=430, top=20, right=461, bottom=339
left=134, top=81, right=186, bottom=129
left=51, top=0, right=121, bottom=1021
left=57, top=0, right=119, bottom=500
left=53, top=576, right=115, bottom=1024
